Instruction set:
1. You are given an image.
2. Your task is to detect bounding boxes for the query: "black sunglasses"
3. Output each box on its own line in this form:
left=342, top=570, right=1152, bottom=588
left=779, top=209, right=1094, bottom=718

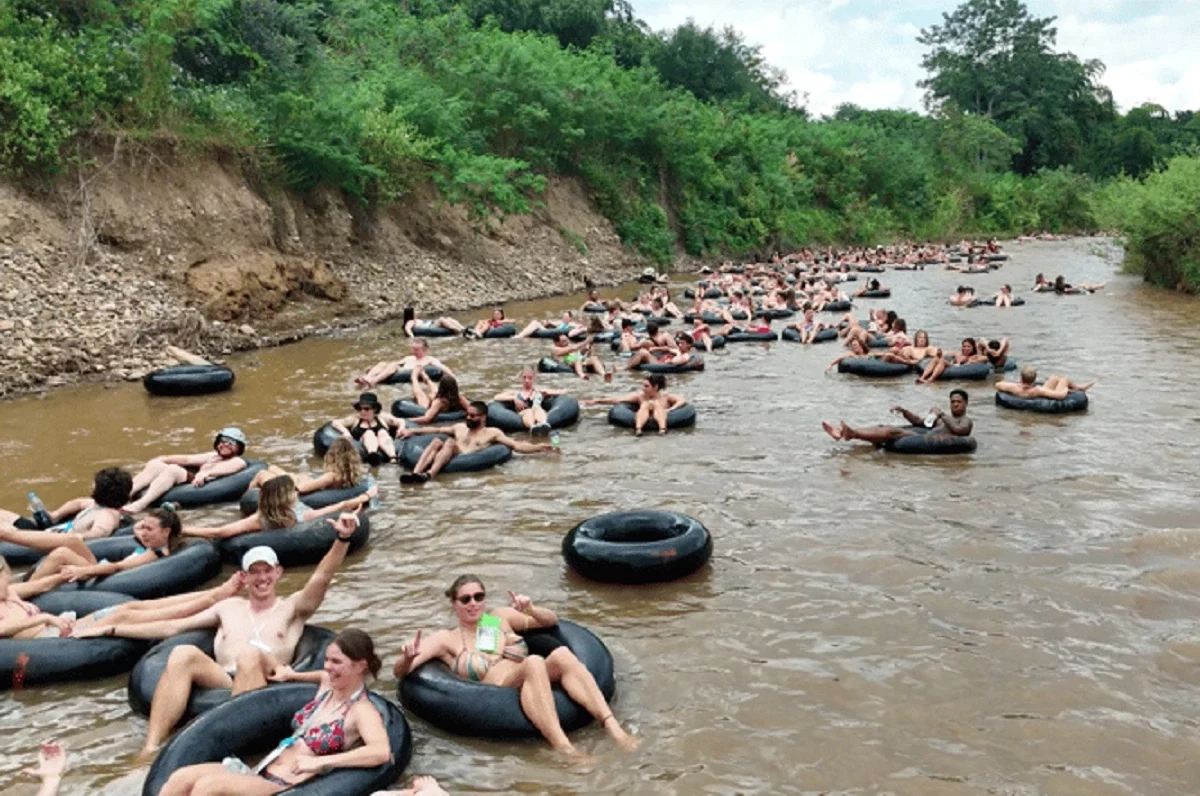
left=456, top=591, right=486, bottom=605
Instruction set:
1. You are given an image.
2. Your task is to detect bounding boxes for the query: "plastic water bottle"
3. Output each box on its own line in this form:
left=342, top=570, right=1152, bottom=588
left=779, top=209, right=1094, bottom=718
left=28, top=492, right=52, bottom=529
left=549, top=430, right=561, bottom=447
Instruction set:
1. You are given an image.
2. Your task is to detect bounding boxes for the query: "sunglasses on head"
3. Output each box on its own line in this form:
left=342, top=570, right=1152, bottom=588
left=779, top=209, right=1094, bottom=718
left=456, top=591, right=485, bottom=605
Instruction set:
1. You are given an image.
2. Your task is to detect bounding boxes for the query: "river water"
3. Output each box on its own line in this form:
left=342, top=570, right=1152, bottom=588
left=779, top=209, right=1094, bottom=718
left=4, top=238, right=1200, bottom=795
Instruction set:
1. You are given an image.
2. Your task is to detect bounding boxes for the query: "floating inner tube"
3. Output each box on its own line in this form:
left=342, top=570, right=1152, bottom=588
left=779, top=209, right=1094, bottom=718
left=399, top=435, right=513, bottom=473
left=700, top=334, right=727, bottom=350
left=993, top=359, right=1017, bottom=372
left=390, top=400, right=466, bottom=423
left=381, top=365, right=443, bottom=385
left=820, top=300, right=853, bottom=313
left=995, top=389, right=1088, bottom=414
left=684, top=312, right=732, bottom=325
left=724, top=330, right=778, bottom=343
left=883, top=426, right=977, bottom=455
left=530, top=327, right=586, bottom=340
left=591, top=329, right=619, bottom=343
left=858, top=289, right=891, bottom=299
left=837, top=358, right=912, bottom=377
left=240, top=479, right=372, bottom=515
left=637, top=355, right=704, bottom=374
left=755, top=308, right=795, bottom=320
left=563, top=510, right=712, bottom=583
left=143, top=365, right=235, bottom=397
left=607, top=402, right=696, bottom=431
left=399, top=620, right=613, bottom=739
left=0, top=518, right=134, bottom=568
left=142, top=681, right=412, bottom=796
left=129, top=625, right=337, bottom=720
left=780, top=327, right=837, bottom=343
left=481, top=322, right=517, bottom=339
left=683, top=287, right=724, bottom=300
left=216, top=513, right=371, bottom=567
left=47, top=539, right=221, bottom=600
left=916, top=359, right=993, bottom=381
left=582, top=303, right=607, bottom=313
left=311, top=422, right=394, bottom=465
left=410, top=324, right=456, bottom=337
left=146, top=460, right=267, bottom=509
left=1, top=591, right=148, bottom=690
left=537, top=357, right=576, bottom=375
left=987, top=253, right=1008, bottom=261
left=486, top=395, right=580, bottom=434
left=858, top=265, right=885, bottom=273
left=968, top=296, right=1026, bottom=307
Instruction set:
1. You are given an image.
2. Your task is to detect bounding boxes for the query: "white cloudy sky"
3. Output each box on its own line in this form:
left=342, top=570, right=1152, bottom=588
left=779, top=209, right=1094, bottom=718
left=634, top=0, right=1200, bottom=116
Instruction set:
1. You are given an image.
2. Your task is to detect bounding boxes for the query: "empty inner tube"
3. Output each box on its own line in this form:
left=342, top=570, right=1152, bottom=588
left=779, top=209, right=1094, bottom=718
left=399, top=435, right=513, bottom=473
left=837, top=358, right=913, bottom=377
left=410, top=324, right=456, bottom=337
left=883, top=426, right=977, bottom=455
left=995, top=389, right=1088, bottom=413
left=129, top=625, right=337, bottom=720
left=216, top=513, right=370, bottom=567
left=563, top=510, right=713, bottom=583
left=399, top=620, right=613, bottom=739
left=1, top=591, right=147, bottom=690
left=858, top=289, right=891, bottom=299
left=637, top=356, right=705, bottom=374
left=819, top=300, right=853, bottom=313
left=0, top=518, right=134, bottom=569
left=531, top=327, right=586, bottom=340
left=390, top=400, right=465, bottom=423
left=755, top=308, right=795, bottom=320
left=240, top=479, right=372, bottom=515
left=916, top=359, right=994, bottom=381
left=486, top=395, right=580, bottom=434
left=142, top=681, right=412, bottom=796
left=47, top=539, right=221, bottom=600
left=381, top=365, right=443, bottom=385
left=607, top=402, right=696, bottom=431
left=314, top=420, right=388, bottom=463
left=781, top=327, right=837, bottom=343
left=482, top=323, right=517, bottom=339
left=724, top=330, right=778, bottom=343
left=144, top=460, right=267, bottom=509
left=143, top=365, right=235, bottom=397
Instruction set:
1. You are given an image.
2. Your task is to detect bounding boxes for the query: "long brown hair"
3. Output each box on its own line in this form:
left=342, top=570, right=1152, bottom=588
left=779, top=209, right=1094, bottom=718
left=324, top=438, right=363, bottom=488
left=332, top=628, right=382, bottom=678
left=258, top=475, right=299, bottom=530
left=435, top=374, right=463, bottom=411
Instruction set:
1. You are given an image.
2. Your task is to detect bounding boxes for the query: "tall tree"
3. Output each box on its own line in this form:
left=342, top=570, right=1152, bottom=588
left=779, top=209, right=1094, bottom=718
left=917, top=0, right=1113, bottom=174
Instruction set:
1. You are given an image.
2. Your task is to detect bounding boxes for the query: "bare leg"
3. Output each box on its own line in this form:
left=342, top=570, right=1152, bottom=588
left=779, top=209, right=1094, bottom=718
left=497, top=655, right=575, bottom=754
left=358, top=361, right=400, bottom=388
left=841, top=423, right=908, bottom=444
left=515, top=321, right=544, bottom=339
left=426, top=439, right=460, bottom=480
left=126, top=462, right=189, bottom=513
left=652, top=401, right=668, bottom=435
left=627, top=351, right=652, bottom=371
left=545, top=648, right=637, bottom=750
left=411, top=373, right=432, bottom=408
left=572, top=360, right=588, bottom=380
left=360, top=432, right=380, bottom=458
left=634, top=402, right=650, bottom=436
left=162, top=767, right=283, bottom=796
left=0, top=527, right=94, bottom=559
left=412, top=439, right=443, bottom=475
left=377, top=431, right=398, bottom=461
left=143, top=645, right=234, bottom=757
left=29, top=544, right=95, bottom=579
left=437, top=317, right=465, bottom=333
left=230, top=647, right=275, bottom=695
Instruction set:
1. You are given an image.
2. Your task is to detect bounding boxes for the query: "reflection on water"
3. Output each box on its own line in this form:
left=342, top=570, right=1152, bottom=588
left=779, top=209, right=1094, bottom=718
left=4, top=238, right=1200, bottom=794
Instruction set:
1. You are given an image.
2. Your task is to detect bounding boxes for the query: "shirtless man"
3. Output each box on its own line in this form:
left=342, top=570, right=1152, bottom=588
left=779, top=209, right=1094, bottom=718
left=355, top=339, right=454, bottom=389
left=822, top=390, right=974, bottom=446
left=996, top=367, right=1094, bottom=400
left=74, top=513, right=360, bottom=758
left=398, top=402, right=559, bottom=483
left=583, top=373, right=688, bottom=436
left=626, top=333, right=699, bottom=371
left=0, top=467, right=131, bottom=538
left=123, top=428, right=248, bottom=514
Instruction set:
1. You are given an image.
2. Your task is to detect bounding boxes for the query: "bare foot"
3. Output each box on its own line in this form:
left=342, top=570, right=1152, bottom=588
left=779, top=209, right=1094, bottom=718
left=1075, top=381, right=1096, bottom=392
left=354, top=376, right=368, bottom=387
left=839, top=422, right=853, bottom=440
left=634, top=428, right=643, bottom=437
left=821, top=421, right=842, bottom=441
left=657, top=429, right=667, bottom=436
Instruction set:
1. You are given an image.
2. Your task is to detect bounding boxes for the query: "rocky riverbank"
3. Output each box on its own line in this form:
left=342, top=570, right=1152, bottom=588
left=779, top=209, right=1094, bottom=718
left=0, top=146, right=644, bottom=398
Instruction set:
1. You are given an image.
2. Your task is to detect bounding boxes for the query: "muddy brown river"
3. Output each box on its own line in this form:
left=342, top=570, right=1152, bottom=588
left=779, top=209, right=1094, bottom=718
left=4, top=238, right=1200, bottom=795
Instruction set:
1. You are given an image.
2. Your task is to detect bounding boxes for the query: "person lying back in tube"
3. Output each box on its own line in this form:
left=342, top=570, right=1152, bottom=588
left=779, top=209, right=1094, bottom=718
left=122, top=427, right=249, bottom=514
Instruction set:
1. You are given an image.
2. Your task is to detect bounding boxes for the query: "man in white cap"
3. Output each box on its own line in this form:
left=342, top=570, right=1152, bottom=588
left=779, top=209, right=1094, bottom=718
left=77, top=511, right=360, bottom=759
left=123, top=426, right=250, bottom=513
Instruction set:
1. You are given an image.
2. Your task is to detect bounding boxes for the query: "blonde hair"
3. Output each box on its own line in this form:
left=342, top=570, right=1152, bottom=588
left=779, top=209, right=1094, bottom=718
left=324, top=438, right=363, bottom=488
left=259, top=475, right=299, bottom=530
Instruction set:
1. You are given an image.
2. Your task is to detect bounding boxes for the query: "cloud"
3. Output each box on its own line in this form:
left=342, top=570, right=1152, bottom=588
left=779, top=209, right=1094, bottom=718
left=633, top=0, right=1200, bottom=115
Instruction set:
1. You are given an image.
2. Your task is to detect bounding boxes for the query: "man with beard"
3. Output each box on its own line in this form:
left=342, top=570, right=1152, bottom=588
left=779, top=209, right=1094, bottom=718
left=397, top=401, right=559, bottom=483
left=821, top=389, right=973, bottom=446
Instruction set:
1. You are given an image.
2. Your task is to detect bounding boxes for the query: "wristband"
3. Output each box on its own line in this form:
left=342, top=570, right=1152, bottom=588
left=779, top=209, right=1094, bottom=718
left=336, top=534, right=353, bottom=543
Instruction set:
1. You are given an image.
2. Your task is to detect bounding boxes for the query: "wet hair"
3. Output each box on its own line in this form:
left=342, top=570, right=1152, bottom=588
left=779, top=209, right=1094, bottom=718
left=324, top=438, right=363, bottom=489
left=949, top=389, right=969, bottom=403
left=468, top=400, right=488, bottom=417
left=647, top=373, right=666, bottom=390
left=435, top=374, right=463, bottom=410
left=145, top=506, right=183, bottom=551
left=258, top=475, right=299, bottom=530
left=1020, top=366, right=1037, bottom=384
left=445, top=573, right=485, bottom=599
left=92, top=467, right=133, bottom=509
left=331, top=628, right=382, bottom=679
left=403, top=306, right=416, bottom=325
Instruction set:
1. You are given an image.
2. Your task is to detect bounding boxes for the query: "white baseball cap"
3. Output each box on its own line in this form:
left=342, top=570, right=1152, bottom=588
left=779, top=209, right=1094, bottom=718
left=241, top=546, right=279, bottom=570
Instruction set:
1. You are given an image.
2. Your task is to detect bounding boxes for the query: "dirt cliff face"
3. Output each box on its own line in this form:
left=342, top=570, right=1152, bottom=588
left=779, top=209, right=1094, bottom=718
left=0, top=142, right=641, bottom=396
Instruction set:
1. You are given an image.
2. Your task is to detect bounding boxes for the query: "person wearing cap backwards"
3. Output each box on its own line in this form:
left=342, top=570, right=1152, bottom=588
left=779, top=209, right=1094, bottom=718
left=122, top=427, right=249, bottom=514
left=73, top=512, right=361, bottom=760
left=330, top=392, right=405, bottom=463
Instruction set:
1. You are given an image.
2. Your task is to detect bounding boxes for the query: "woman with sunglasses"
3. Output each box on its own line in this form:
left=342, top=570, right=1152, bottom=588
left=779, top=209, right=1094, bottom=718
left=392, top=575, right=636, bottom=756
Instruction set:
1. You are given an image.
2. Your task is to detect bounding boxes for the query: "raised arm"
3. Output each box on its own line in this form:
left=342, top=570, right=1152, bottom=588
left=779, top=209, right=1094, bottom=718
left=891, top=406, right=922, bottom=426
left=392, top=628, right=447, bottom=679
left=292, top=513, right=359, bottom=620
left=496, top=590, right=558, bottom=632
